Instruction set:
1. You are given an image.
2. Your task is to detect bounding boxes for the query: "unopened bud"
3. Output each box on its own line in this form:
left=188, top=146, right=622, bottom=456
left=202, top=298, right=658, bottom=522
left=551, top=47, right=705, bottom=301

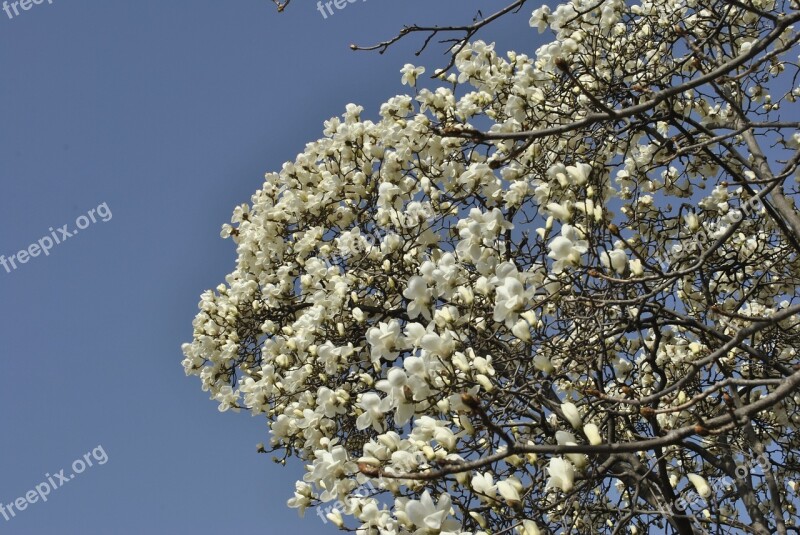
left=640, top=407, right=656, bottom=419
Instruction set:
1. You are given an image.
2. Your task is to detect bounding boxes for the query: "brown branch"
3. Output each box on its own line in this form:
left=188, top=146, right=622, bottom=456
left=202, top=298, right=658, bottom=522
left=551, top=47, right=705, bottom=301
left=349, top=0, right=529, bottom=74
left=367, top=368, right=800, bottom=480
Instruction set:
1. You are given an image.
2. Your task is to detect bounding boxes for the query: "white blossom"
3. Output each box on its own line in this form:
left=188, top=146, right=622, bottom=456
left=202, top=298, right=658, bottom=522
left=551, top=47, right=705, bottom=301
left=546, top=457, right=575, bottom=493
left=583, top=423, right=602, bottom=445
left=400, top=64, right=425, bottom=87
left=548, top=224, right=588, bottom=272
left=561, top=402, right=583, bottom=429
left=687, top=473, right=712, bottom=498
left=403, top=491, right=459, bottom=532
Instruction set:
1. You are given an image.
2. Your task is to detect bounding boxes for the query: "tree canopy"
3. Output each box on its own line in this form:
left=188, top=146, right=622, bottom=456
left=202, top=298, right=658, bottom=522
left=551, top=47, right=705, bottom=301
left=183, top=1, right=800, bottom=533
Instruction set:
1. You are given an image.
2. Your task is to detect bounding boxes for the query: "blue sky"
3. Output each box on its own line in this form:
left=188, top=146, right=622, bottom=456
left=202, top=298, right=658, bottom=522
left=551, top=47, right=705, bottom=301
left=0, top=2, right=532, bottom=533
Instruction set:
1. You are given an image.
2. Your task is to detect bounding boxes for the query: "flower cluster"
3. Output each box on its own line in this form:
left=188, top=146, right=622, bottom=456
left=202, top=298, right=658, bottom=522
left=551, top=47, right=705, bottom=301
left=184, top=0, right=800, bottom=533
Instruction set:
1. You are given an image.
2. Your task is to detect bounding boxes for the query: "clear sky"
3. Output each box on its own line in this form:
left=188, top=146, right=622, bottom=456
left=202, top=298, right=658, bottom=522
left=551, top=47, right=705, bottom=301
left=0, top=1, right=532, bottom=533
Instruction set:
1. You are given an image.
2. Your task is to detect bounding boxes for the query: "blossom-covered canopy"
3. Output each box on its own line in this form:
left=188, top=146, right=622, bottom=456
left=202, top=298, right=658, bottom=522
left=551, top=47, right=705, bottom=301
left=184, top=1, right=800, bottom=533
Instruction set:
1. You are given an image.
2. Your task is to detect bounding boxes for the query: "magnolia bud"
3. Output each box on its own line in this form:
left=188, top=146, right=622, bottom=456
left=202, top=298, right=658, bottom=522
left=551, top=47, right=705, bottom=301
left=583, top=423, right=602, bottom=445
left=458, top=286, right=474, bottom=305
left=561, top=402, right=583, bottom=428
left=534, top=353, right=555, bottom=373
left=460, top=413, right=475, bottom=434
left=469, top=512, right=488, bottom=529
left=326, top=509, right=344, bottom=528
left=512, top=319, right=532, bottom=341
left=497, top=480, right=521, bottom=507
left=476, top=374, right=494, bottom=392
left=687, top=473, right=712, bottom=498
left=521, top=310, right=537, bottom=325
left=520, top=520, right=541, bottom=535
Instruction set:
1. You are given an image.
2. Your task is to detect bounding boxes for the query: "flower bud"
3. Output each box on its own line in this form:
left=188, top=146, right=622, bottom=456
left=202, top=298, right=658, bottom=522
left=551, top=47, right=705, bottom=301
left=512, top=319, right=531, bottom=341
left=476, top=374, right=494, bottom=392
left=687, top=473, right=712, bottom=498
left=326, top=509, right=344, bottom=528
left=583, top=423, right=602, bottom=445
left=561, top=402, right=582, bottom=428
left=520, top=520, right=541, bottom=535
left=469, top=512, right=488, bottom=528
left=497, top=480, right=521, bottom=507
left=534, top=354, right=554, bottom=373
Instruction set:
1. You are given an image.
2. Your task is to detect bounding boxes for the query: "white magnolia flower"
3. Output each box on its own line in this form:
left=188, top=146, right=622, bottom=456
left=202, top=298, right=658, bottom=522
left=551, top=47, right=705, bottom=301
left=403, top=275, right=432, bottom=320
left=555, top=430, right=576, bottom=445
left=494, top=276, right=526, bottom=324
left=213, top=386, right=239, bottom=412
left=471, top=472, right=497, bottom=500
left=519, top=519, right=541, bottom=535
left=548, top=224, right=588, bottom=272
left=420, top=331, right=455, bottom=357
left=470, top=511, right=489, bottom=529
left=687, top=473, right=712, bottom=498
left=534, top=353, right=555, bottom=373
left=412, top=416, right=458, bottom=451
left=565, top=163, right=592, bottom=185
left=684, top=212, right=700, bottom=232
left=546, top=457, right=575, bottom=492
left=629, top=258, right=644, bottom=276
left=561, top=402, right=583, bottom=428
left=497, top=479, right=521, bottom=505
left=326, top=508, right=344, bottom=528
left=512, top=318, right=532, bottom=341
left=400, top=63, right=426, bottom=87
left=546, top=200, right=573, bottom=222
left=404, top=491, right=458, bottom=531
left=375, top=367, right=416, bottom=425
left=601, top=248, right=628, bottom=274
left=286, top=481, right=313, bottom=516
left=366, top=320, right=402, bottom=364
left=583, top=423, right=602, bottom=445
left=529, top=5, right=551, bottom=33
left=356, top=392, right=389, bottom=432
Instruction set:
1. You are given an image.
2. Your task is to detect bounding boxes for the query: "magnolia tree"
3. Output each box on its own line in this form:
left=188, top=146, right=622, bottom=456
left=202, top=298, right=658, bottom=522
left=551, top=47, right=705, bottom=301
left=182, top=0, right=800, bottom=533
